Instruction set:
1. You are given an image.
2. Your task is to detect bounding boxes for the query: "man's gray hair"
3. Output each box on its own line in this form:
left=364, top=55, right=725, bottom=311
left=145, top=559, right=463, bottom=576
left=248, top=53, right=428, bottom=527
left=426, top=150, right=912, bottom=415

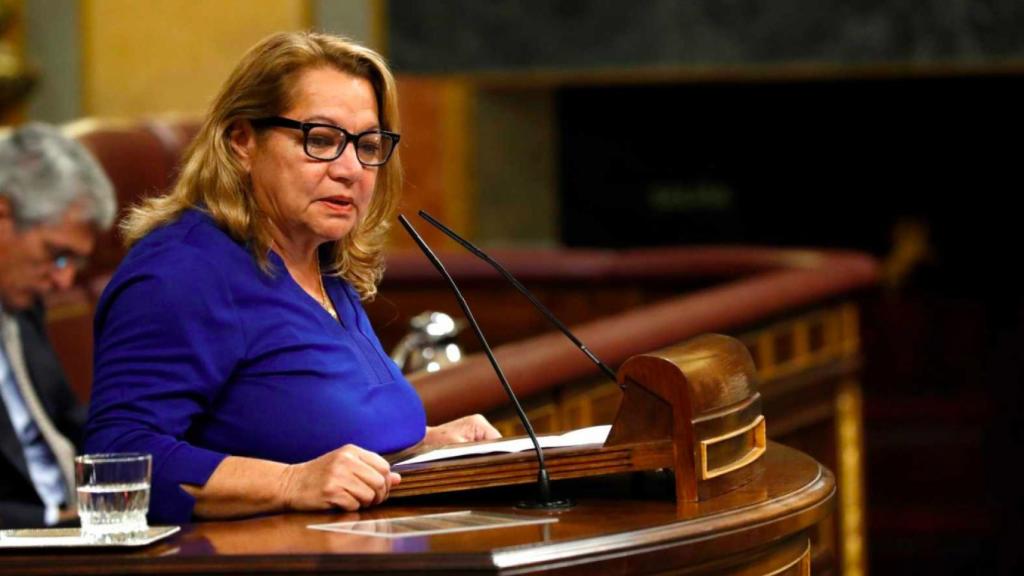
left=0, top=123, right=116, bottom=230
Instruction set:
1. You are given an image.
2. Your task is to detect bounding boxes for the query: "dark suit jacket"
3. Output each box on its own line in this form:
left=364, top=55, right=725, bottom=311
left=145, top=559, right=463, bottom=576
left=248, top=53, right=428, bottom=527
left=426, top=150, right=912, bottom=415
left=0, top=302, right=86, bottom=529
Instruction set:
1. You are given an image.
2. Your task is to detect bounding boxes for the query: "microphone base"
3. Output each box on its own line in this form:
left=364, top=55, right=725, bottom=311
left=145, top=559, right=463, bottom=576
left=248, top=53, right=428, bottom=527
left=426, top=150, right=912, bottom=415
left=515, top=497, right=575, bottom=510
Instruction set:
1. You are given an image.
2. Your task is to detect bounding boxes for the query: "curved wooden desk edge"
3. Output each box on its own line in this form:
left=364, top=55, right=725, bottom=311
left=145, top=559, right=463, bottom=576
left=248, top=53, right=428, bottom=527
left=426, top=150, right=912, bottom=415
left=491, top=443, right=835, bottom=573
left=0, top=445, right=833, bottom=575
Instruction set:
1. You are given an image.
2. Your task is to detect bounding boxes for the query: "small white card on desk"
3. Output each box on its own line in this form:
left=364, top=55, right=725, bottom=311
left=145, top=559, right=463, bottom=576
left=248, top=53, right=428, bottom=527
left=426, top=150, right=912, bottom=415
left=0, top=525, right=180, bottom=548
left=309, top=511, right=557, bottom=538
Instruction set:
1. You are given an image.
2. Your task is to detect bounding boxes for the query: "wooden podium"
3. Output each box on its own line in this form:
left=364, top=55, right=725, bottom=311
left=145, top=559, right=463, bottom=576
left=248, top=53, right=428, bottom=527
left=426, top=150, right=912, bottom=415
left=0, top=336, right=835, bottom=575
left=394, top=334, right=769, bottom=511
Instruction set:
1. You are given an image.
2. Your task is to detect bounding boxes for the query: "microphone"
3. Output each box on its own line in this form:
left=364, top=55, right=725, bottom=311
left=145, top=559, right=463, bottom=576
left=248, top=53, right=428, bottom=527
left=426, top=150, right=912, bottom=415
left=417, top=210, right=621, bottom=387
left=397, top=215, right=572, bottom=510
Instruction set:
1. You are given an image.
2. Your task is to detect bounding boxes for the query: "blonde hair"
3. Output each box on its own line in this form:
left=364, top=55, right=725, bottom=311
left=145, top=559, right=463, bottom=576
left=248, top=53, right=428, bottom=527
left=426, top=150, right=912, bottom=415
left=120, top=31, right=402, bottom=300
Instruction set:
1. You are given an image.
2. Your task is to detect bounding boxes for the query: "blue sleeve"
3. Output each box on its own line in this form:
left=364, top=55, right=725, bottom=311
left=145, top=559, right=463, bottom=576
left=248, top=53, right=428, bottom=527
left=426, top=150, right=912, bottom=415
left=85, top=250, right=246, bottom=524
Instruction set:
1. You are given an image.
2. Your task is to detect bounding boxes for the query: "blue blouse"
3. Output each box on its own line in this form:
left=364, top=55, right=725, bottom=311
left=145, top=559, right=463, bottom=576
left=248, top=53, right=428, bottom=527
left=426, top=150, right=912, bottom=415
left=84, top=210, right=426, bottom=523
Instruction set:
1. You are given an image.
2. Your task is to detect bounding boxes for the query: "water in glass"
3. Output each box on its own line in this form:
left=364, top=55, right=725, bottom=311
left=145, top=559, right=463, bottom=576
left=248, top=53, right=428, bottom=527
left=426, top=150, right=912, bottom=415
left=75, top=453, right=152, bottom=542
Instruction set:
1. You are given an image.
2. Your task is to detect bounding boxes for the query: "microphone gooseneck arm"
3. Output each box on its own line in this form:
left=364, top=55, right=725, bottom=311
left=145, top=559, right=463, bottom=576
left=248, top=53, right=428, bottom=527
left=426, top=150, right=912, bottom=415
left=418, top=209, right=621, bottom=387
left=398, top=215, right=565, bottom=507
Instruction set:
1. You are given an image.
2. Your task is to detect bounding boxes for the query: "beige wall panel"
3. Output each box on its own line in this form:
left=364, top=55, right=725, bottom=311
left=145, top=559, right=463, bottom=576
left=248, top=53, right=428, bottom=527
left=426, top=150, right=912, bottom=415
left=82, top=0, right=309, bottom=118
left=1, top=0, right=27, bottom=123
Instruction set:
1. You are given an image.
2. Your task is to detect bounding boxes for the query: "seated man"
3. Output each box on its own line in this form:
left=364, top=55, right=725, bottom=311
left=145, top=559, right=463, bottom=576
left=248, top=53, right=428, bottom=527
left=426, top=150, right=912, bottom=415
left=0, top=123, right=115, bottom=528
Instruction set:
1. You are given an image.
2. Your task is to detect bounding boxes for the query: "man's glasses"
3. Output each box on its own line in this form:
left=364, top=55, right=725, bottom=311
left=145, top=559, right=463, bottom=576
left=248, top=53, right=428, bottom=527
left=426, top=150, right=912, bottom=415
left=251, top=116, right=400, bottom=167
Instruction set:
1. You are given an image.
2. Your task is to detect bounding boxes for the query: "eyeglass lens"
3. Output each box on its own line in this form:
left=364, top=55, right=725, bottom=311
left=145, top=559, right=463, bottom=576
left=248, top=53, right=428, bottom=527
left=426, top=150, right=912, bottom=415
left=305, top=126, right=395, bottom=165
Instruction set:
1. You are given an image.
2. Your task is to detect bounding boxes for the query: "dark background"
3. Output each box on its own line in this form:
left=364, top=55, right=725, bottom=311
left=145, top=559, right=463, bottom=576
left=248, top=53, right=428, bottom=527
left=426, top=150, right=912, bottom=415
left=558, top=74, right=1022, bottom=575
left=391, top=0, right=1024, bottom=72
left=390, top=1, right=1024, bottom=572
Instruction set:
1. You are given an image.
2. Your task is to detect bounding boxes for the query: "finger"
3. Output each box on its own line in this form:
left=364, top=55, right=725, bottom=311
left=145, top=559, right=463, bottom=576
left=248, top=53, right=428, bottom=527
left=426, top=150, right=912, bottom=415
left=342, top=471, right=380, bottom=507
left=382, top=469, right=402, bottom=493
left=328, top=450, right=382, bottom=507
left=351, top=445, right=394, bottom=478
left=476, top=422, right=502, bottom=440
left=445, top=430, right=468, bottom=443
left=469, top=415, right=502, bottom=440
left=328, top=491, right=362, bottom=512
left=350, top=461, right=390, bottom=505
left=375, top=472, right=402, bottom=505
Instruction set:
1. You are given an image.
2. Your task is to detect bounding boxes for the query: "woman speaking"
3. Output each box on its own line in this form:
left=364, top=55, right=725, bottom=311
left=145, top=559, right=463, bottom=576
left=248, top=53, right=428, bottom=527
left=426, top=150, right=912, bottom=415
left=84, top=32, right=498, bottom=524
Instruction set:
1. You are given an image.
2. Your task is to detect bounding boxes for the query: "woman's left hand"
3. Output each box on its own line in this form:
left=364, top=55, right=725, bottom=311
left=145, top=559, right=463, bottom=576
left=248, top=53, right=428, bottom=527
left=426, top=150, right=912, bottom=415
left=423, top=414, right=502, bottom=446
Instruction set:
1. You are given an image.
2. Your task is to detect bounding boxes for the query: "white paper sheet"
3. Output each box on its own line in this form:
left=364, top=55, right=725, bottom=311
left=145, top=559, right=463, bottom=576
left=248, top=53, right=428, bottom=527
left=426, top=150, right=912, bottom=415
left=394, top=424, right=611, bottom=466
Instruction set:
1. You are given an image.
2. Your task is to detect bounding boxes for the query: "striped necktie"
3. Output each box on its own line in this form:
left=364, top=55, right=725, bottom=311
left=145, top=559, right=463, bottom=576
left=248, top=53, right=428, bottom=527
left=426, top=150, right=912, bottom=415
left=0, top=312, right=76, bottom=508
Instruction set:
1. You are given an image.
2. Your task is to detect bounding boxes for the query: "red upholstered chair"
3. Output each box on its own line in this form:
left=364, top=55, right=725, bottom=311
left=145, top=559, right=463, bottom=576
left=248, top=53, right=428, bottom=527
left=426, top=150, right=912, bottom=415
left=43, top=117, right=201, bottom=401
left=65, top=117, right=201, bottom=287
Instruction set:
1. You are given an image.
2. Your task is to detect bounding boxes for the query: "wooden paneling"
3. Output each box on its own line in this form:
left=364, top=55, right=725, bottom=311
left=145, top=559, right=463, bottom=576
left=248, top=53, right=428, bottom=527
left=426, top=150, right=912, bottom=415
left=484, top=302, right=864, bottom=575
left=80, top=0, right=310, bottom=117
left=391, top=76, right=475, bottom=249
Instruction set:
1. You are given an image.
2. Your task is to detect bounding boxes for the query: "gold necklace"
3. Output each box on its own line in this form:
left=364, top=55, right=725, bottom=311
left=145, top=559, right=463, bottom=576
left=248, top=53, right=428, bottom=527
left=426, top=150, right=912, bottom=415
left=316, top=264, right=339, bottom=321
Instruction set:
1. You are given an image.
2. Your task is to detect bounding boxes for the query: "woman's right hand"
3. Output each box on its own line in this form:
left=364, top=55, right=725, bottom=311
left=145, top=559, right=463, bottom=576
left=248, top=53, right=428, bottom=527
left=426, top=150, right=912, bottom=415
left=280, top=444, right=401, bottom=512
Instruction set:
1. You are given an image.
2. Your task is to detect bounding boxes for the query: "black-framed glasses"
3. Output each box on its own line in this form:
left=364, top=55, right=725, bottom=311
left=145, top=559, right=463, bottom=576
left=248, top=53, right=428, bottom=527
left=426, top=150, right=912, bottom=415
left=251, top=116, right=400, bottom=166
